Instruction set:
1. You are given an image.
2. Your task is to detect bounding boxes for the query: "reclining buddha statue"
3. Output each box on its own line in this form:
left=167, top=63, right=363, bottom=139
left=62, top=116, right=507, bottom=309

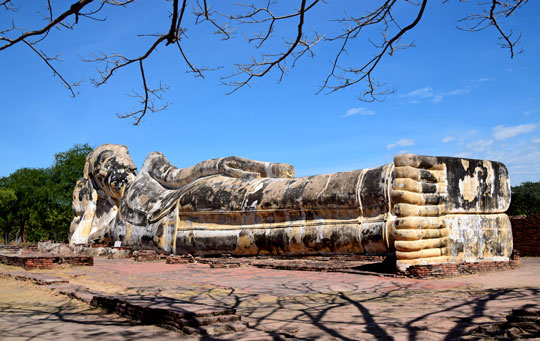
left=70, top=144, right=512, bottom=270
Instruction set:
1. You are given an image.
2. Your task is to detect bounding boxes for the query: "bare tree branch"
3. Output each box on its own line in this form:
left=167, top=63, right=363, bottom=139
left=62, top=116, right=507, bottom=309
left=489, top=0, right=519, bottom=58
left=317, top=0, right=426, bottom=101
left=117, top=60, right=169, bottom=125
left=0, top=0, right=530, bottom=124
left=222, top=0, right=325, bottom=94
left=84, top=35, right=168, bottom=86
left=194, top=0, right=233, bottom=40
left=0, top=0, right=16, bottom=11
left=456, top=0, right=527, bottom=58
left=0, top=0, right=95, bottom=51
left=21, top=39, right=79, bottom=97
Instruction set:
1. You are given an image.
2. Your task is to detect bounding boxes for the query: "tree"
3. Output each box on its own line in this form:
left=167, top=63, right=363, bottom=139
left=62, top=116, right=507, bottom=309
left=508, top=181, right=540, bottom=216
left=1, top=168, right=51, bottom=243
left=48, top=143, right=93, bottom=242
left=0, top=1, right=529, bottom=124
left=0, top=188, right=16, bottom=243
left=0, top=144, right=92, bottom=243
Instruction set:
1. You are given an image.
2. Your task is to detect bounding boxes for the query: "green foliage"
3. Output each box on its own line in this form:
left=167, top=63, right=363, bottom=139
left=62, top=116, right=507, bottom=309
left=0, top=188, right=17, bottom=243
left=48, top=144, right=93, bottom=241
left=0, top=144, right=93, bottom=243
left=508, top=181, right=540, bottom=216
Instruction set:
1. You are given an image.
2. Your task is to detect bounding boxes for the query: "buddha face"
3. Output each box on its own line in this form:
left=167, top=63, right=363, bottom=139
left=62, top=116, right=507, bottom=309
left=88, top=144, right=137, bottom=200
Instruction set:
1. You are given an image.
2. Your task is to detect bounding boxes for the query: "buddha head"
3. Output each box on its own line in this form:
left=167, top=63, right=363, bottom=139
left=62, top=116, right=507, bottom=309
left=85, top=144, right=137, bottom=201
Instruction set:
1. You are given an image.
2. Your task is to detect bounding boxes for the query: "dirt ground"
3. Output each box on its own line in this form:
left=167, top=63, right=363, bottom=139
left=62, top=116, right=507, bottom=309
left=1, top=257, right=540, bottom=340
left=0, top=276, right=187, bottom=340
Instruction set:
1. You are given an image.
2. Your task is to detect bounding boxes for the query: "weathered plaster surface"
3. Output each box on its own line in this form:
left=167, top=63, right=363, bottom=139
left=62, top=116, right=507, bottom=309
left=70, top=145, right=512, bottom=269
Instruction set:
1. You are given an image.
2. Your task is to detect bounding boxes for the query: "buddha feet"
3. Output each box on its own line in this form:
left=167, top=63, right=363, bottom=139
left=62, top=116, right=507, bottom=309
left=391, top=154, right=512, bottom=270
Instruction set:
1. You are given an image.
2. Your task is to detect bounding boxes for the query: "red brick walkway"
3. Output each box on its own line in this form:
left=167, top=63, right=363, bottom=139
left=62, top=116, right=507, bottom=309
left=10, top=257, right=540, bottom=340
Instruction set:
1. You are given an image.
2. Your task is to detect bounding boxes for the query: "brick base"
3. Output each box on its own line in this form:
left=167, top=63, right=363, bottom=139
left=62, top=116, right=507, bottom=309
left=0, top=253, right=93, bottom=270
left=132, top=250, right=166, bottom=262
left=511, top=215, right=540, bottom=257
left=400, top=256, right=521, bottom=279
left=166, top=254, right=195, bottom=264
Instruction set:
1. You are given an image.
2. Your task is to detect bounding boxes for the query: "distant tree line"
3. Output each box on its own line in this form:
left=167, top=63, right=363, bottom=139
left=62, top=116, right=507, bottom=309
left=0, top=144, right=92, bottom=244
left=508, top=182, right=540, bottom=217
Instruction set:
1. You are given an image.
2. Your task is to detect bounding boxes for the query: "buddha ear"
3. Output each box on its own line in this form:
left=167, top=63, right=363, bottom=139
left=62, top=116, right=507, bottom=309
left=70, top=176, right=98, bottom=241
left=72, top=177, right=97, bottom=216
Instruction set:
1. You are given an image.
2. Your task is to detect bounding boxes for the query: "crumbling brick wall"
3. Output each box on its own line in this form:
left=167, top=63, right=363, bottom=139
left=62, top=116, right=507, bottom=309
left=511, top=215, right=540, bottom=256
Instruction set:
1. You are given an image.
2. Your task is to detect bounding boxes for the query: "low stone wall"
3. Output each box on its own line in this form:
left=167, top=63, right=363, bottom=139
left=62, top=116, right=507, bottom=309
left=511, top=215, right=540, bottom=256
left=91, top=295, right=247, bottom=335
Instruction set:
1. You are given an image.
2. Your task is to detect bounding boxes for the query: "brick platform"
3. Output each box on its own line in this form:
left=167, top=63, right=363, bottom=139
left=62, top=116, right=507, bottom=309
left=189, top=254, right=522, bottom=279
left=196, top=254, right=387, bottom=272
left=4, top=256, right=540, bottom=340
left=511, top=215, right=540, bottom=256
left=400, top=256, right=521, bottom=279
left=0, top=253, right=93, bottom=270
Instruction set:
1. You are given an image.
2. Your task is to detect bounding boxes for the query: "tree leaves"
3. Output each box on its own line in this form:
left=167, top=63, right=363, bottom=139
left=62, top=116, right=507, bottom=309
left=0, top=144, right=92, bottom=243
left=508, top=182, right=540, bottom=216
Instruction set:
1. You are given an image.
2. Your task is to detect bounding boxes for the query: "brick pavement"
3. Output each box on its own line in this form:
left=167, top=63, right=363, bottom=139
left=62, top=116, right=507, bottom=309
left=2, top=257, right=540, bottom=339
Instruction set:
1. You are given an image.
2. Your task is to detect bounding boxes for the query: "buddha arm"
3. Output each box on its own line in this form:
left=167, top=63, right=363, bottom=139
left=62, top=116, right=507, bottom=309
left=140, top=152, right=295, bottom=189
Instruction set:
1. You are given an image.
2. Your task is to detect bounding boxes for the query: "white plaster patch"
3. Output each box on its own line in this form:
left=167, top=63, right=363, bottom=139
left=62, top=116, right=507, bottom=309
left=316, top=225, right=324, bottom=242
left=483, top=160, right=495, bottom=197
left=253, top=180, right=265, bottom=193
left=459, top=173, right=479, bottom=202
left=264, top=162, right=273, bottom=178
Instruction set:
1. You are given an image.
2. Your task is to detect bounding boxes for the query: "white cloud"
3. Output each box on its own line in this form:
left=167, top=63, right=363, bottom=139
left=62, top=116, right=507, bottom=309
left=432, top=87, right=471, bottom=104
left=493, top=124, right=537, bottom=141
left=442, top=136, right=455, bottom=143
left=401, top=84, right=476, bottom=104
left=343, top=107, right=375, bottom=118
left=399, top=87, right=434, bottom=99
left=452, top=130, right=540, bottom=184
left=466, top=139, right=493, bottom=152
left=476, top=138, right=540, bottom=184
left=457, top=130, right=478, bottom=145
left=431, top=95, right=443, bottom=104
left=477, top=77, right=490, bottom=83
left=524, top=110, right=532, bottom=116
left=445, top=88, right=469, bottom=96
left=387, top=138, right=415, bottom=150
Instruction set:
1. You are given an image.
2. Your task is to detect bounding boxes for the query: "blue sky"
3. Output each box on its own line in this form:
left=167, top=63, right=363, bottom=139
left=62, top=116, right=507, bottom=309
left=1, top=1, right=539, bottom=185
